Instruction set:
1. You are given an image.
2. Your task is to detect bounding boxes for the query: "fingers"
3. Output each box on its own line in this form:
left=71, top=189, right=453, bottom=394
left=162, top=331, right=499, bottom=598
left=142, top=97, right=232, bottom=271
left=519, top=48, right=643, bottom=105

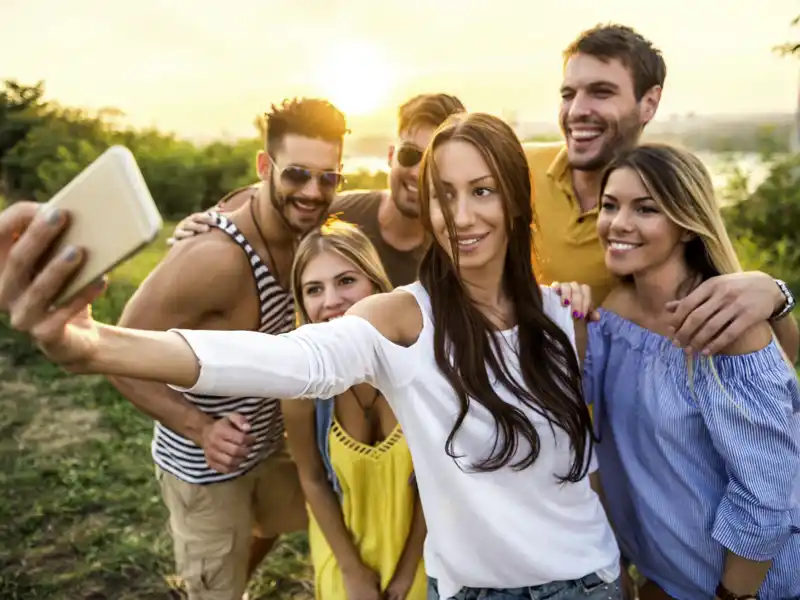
left=31, top=278, right=106, bottom=348
left=694, top=311, right=747, bottom=356
left=664, top=282, right=714, bottom=342
left=9, top=244, right=86, bottom=332
left=551, top=281, right=592, bottom=320
left=0, top=204, right=68, bottom=309
left=204, top=415, right=254, bottom=473
left=227, top=412, right=251, bottom=433
left=166, top=213, right=215, bottom=246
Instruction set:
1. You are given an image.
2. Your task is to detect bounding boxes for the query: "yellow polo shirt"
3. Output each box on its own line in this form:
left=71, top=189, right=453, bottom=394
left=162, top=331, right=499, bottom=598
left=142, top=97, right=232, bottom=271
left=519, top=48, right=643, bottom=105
left=524, top=143, right=617, bottom=306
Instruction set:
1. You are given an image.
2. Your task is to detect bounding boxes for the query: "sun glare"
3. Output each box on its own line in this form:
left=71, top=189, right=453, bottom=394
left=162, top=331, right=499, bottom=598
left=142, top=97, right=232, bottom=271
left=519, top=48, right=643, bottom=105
left=314, top=41, right=394, bottom=117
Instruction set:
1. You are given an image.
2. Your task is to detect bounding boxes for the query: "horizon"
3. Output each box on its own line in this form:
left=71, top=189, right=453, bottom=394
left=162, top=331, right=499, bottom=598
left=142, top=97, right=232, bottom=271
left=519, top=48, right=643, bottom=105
left=2, top=0, right=798, bottom=141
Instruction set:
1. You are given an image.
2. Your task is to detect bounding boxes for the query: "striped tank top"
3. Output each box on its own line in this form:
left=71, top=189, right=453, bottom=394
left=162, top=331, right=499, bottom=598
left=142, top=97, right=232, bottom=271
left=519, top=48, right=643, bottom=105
left=151, top=213, right=295, bottom=484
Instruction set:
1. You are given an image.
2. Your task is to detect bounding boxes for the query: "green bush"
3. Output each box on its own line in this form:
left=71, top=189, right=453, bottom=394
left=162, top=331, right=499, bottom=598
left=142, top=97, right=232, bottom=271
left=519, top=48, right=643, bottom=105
left=723, top=152, right=800, bottom=292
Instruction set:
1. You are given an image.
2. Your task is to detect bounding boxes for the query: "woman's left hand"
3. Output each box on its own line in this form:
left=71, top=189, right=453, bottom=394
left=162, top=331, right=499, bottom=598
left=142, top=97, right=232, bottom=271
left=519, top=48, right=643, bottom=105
left=549, top=281, right=599, bottom=322
left=384, top=570, right=416, bottom=600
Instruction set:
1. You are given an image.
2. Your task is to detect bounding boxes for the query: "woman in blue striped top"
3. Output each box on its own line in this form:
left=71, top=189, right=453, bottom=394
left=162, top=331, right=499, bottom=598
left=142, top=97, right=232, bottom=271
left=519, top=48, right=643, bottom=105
left=578, top=144, right=800, bottom=600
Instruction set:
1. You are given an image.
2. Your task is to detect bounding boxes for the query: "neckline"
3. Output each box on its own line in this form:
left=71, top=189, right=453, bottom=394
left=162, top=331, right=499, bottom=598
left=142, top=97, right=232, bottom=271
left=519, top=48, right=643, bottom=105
left=331, top=416, right=403, bottom=455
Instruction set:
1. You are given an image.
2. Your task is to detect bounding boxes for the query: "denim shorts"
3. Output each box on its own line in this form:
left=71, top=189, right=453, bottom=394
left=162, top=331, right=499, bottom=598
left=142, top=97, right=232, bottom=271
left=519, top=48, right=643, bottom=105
left=427, top=573, right=622, bottom=600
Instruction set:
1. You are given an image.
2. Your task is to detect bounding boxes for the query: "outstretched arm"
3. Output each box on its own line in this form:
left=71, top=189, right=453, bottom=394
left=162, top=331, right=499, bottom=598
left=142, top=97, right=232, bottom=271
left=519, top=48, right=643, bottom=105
left=87, top=292, right=420, bottom=401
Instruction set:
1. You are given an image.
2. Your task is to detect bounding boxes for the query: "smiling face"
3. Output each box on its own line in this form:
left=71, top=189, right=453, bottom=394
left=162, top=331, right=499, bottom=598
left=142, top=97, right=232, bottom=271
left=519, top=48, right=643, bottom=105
left=300, top=249, right=377, bottom=323
left=560, top=54, right=653, bottom=172
left=388, top=125, right=436, bottom=219
left=597, top=166, right=691, bottom=278
left=427, top=139, right=508, bottom=272
left=257, top=133, right=342, bottom=234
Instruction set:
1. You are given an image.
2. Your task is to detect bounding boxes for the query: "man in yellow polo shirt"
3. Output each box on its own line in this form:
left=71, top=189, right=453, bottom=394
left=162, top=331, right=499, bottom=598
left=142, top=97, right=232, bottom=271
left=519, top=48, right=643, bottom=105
left=525, top=24, right=798, bottom=359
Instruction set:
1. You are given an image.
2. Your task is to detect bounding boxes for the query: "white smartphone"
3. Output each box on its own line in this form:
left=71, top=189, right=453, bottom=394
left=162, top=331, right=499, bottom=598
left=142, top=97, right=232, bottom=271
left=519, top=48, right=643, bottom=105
left=43, top=145, right=163, bottom=306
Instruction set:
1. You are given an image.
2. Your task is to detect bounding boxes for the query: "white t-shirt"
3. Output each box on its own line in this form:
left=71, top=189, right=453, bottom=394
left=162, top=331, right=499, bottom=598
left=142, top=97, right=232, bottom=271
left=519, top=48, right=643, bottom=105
left=172, top=282, right=620, bottom=598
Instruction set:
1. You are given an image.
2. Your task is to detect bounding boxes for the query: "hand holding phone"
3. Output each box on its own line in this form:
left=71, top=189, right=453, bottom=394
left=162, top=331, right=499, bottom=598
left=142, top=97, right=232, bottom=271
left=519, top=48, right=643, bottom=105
left=41, top=145, right=163, bottom=305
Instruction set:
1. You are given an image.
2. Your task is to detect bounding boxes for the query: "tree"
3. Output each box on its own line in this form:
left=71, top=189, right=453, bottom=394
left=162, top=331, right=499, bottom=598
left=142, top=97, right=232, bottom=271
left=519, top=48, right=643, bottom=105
left=774, top=15, right=800, bottom=57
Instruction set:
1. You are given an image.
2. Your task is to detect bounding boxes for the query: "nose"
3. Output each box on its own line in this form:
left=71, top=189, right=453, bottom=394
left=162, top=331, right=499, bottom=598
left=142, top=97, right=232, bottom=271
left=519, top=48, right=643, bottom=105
left=609, top=205, right=634, bottom=233
left=322, top=285, right=343, bottom=310
left=567, top=90, right=592, bottom=122
left=299, top=175, right=322, bottom=198
left=452, top=193, right=476, bottom=229
left=408, top=161, right=421, bottom=182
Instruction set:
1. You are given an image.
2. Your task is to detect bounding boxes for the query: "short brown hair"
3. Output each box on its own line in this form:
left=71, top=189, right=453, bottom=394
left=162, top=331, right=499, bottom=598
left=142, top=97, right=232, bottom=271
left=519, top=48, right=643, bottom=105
left=397, top=93, right=466, bottom=135
left=264, top=98, right=349, bottom=153
left=563, top=24, right=666, bottom=100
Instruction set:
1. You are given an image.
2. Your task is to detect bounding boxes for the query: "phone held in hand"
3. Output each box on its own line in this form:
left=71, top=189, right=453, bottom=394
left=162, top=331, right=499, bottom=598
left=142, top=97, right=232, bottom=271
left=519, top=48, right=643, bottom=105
left=42, top=145, right=163, bottom=306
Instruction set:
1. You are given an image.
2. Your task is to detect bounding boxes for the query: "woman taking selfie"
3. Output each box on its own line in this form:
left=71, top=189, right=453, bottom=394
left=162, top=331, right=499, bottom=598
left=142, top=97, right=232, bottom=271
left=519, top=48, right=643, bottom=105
left=562, top=144, right=800, bottom=600
left=0, top=112, right=621, bottom=600
left=286, top=218, right=426, bottom=600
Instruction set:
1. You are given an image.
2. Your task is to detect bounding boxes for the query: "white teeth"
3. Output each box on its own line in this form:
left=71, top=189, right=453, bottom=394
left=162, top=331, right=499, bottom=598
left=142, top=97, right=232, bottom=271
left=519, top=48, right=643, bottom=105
left=610, top=242, right=638, bottom=251
left=571, top=130, right=602, bottom=141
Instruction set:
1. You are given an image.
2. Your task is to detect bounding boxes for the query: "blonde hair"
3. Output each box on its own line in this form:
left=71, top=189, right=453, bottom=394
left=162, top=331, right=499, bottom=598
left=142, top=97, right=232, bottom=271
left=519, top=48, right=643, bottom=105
left=291, top=216, right=393, bottom=325
left=601, top=143, right=791, bottom=413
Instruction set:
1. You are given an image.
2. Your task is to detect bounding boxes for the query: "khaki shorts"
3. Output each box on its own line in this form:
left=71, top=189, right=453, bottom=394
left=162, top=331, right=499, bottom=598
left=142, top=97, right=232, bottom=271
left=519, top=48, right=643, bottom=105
left=156, top=444, right=308, bottom=600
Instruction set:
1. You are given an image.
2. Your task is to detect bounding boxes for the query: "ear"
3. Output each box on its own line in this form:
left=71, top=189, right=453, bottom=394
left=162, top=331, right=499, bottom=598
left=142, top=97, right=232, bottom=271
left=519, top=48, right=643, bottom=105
left=640, top=85, right=662, bottom=127
left=256, top=150, right=273, bottom=180
left=680, top=229, right=695, bottom=243
left=387, top=144, right=395, bottom=168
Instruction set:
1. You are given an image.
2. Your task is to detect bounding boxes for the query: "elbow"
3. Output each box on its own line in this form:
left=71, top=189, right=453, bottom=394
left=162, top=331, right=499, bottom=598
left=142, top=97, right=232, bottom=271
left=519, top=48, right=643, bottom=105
left=298, top=468, right=334, bottom=496
left=712, top=494, right=795, bottom=561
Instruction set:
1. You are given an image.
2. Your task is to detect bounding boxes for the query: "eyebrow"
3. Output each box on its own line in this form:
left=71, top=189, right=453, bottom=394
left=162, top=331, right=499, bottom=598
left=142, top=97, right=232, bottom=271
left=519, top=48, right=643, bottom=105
left=602, top=193, right=654, bottom=202
left=440, top=174, right=494, bottom=187
left=560, top=80, right=621, bottom=94
left=302, top=269, right=360, bottom=287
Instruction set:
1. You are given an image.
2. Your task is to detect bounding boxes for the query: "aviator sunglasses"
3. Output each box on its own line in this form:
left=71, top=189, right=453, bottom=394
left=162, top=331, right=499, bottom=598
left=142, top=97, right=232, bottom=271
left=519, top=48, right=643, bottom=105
left=271, top=158, right=344, bottom=191
left=396, top=143, right=424, bottom=168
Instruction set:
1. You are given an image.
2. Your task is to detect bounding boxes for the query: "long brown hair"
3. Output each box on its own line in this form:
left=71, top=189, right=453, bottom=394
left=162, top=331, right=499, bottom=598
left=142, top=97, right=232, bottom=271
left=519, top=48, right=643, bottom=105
left=418, top=112, right=593, bottom=481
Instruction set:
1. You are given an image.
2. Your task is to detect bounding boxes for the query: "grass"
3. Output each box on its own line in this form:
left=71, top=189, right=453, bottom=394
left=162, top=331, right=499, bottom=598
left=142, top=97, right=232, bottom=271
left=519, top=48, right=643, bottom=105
left=0, top=221, right=313, bottom=599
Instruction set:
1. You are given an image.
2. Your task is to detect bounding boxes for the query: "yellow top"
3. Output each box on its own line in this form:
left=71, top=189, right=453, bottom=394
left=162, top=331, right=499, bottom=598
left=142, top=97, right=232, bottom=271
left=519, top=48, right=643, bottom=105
left=308, top=418, right=426, bottom=600
left=524, top=142, right=618, bottom=306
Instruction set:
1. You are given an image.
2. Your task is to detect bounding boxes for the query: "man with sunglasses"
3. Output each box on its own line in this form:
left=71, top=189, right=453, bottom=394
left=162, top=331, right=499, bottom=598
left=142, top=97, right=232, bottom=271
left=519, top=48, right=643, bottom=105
left=170, top=93, right=466, bottom=286
left=106, top=98, right=349, bottom=600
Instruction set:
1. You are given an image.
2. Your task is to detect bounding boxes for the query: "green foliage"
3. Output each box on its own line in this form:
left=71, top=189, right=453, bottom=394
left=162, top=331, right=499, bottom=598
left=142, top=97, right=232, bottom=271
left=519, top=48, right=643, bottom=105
left=724, top=152, right=800, bottom=292
left=0, top=236, right=312, bottom=598
left=773, top=14, right=800, bottom=57
left=0, top=80, right=384, bottom=220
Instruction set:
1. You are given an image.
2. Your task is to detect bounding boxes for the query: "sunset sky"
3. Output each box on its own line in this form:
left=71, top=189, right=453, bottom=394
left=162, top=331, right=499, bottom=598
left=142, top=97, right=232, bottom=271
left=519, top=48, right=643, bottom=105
left=2, top=0, right=798, bottom=140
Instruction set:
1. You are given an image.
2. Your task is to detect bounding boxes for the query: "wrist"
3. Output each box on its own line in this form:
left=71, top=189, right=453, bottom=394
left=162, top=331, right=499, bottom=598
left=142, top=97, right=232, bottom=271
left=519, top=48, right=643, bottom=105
left=339, top=557, right=369, bottom=577
left=193, top=414, right=218, bottom=447
left=770, top=279, right=795, bottom=321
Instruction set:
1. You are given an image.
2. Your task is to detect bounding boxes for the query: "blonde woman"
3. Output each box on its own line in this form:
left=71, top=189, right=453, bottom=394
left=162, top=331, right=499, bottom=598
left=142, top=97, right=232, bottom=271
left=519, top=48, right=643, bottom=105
left=571, top=144, right=800, bottom=600
left=285, top=218, right=425, bottom=600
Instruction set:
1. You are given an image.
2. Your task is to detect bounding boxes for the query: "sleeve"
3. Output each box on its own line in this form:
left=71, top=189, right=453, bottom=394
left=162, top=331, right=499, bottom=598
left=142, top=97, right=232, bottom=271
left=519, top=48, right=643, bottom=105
left=540, top=287, right=576, bottom=351
left=582, top=319, right=608, bottom=411
left=167, top=315, right=413, bottom=401
left=697, top=361, right=800, bottom=560
left=541, top=287, right=599, bottom=472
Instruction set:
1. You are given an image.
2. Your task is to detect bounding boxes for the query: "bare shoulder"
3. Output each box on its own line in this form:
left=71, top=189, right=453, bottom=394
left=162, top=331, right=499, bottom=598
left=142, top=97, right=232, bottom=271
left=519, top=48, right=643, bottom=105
left=600, top=284, right=636, bottom=316
left=122, top=230, right=249, bottom=326
left=151, top=230, right=247, bottom=287
left=346, top=288, right=423, bottom=347
left=717, top=321, right=773, bottom=356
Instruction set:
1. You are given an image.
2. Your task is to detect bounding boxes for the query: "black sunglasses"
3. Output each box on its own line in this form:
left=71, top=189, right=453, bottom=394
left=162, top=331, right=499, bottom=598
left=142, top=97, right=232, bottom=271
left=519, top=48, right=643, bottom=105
left=273, top=161, right=344, bottom=191
left=396, top=144, right=424, bottom=168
